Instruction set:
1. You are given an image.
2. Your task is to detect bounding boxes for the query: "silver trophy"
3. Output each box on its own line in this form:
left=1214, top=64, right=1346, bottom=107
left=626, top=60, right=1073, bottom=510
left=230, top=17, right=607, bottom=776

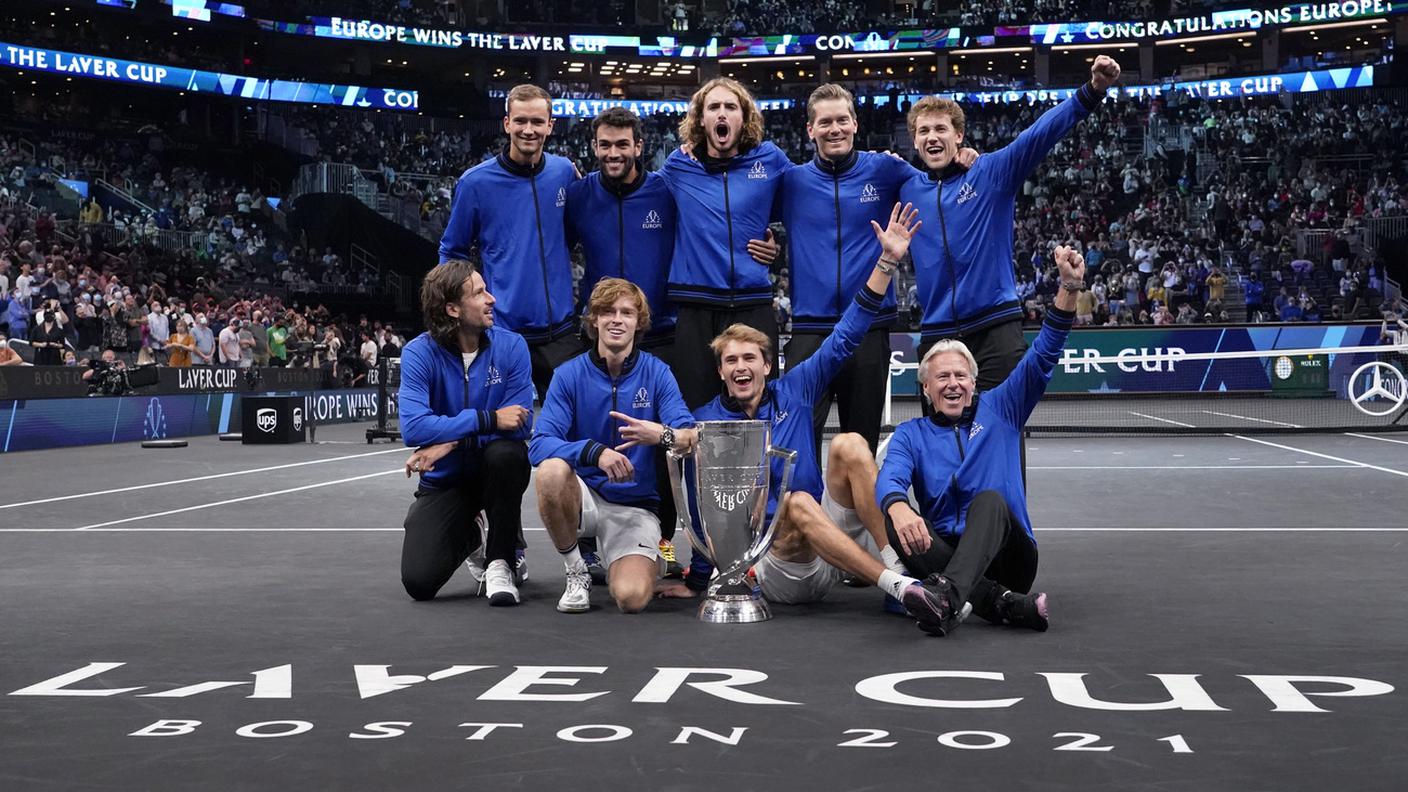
left=668, top=420, right=797, bottom=623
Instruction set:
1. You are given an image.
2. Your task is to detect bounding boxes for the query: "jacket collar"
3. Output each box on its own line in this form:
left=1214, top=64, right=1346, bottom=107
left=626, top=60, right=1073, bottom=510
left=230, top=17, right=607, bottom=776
left=813, top=148, right=858, bottom=175
left=923, top=158, right=968, bottom=183
left=438, top=327, right=492, bottom=357
left=496, top=150, right=546, bottom=178
left=720, top=382, right=774, bottom=417
left=600, top=164, right=646, bottom=197
left=927, top=392, right=981, bottom=427
left=589, top=345, right=639, bottom=377
left=699, top=143, right=755, bottom=174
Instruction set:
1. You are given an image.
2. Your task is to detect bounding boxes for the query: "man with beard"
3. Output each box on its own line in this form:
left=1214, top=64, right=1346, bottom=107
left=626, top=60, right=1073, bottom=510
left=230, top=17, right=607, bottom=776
left=439, top=84, right=578, bottom=405
left=397, top=261, right=534, bottom=606
left=662, top=77, right=791, bottom=409
left=901, top=55, right=1121, bottom=406
left=564, top=107, right=682, bottom=577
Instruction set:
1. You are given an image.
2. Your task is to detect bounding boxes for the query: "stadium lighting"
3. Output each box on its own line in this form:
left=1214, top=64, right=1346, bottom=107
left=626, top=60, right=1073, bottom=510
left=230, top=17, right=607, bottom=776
left=718, top=55, right=814, bottom=64
left=1055, top=42, right=1137, bottom=51
left=831, top=51, right=928, bottom=61
left=1155, top=32, right=1247, bottom=46
left=1283, top=18, right=1387, bottom=34
left=950, top=46, right=1031, bottom=55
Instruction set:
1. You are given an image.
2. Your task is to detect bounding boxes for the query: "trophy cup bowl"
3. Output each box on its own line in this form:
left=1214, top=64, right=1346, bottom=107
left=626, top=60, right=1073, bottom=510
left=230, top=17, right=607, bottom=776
left=668, top=420, right=797, bottom=623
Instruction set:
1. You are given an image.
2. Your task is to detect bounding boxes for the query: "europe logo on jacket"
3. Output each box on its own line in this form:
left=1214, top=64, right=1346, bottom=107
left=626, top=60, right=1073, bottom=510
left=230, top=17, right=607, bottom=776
left=748, top=161, right=768, bottom=180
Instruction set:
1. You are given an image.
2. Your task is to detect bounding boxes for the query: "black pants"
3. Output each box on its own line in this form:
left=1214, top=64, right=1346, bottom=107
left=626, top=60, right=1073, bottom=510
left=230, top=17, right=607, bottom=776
left=639, top=332, right=678, bottom=541
left=528, top=333, right=585, bottom=406
left=916, top=318, right=1027, bottom=414
left=673, top=302, right=778, bottom=410
left=785, top=326, right=891, bottom=456
left=887, top=490, right=1038, bottom=622
left=400, top=440, right=530, bottom=601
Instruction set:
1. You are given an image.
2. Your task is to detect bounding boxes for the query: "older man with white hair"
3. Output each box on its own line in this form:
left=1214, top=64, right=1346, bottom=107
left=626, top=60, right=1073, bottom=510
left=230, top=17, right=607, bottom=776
left=876, top=244, right=1087, bottom=637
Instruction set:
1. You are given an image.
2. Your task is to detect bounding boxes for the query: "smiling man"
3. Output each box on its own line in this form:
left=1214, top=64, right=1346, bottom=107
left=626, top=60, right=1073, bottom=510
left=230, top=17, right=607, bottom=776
left=439, top=84, right=578, bottom=404
left=662, top=204, right=955, bottom=628
left=530, top=279, right=697, bottom=614
left=781, top=83, right=977, bottom=456
left=564, top=107, right=687, bottom=580
left=878, top=245, right=1088, bottom=637
left=901, top=55, right=1121, bottom=404
left=397, top=261, right=534, bottom=607
left=662, top=77, right=792, bottom=409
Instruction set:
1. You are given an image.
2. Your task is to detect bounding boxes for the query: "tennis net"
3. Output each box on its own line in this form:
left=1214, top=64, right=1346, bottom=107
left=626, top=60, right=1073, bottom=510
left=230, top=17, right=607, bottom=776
left=879, top=342, right=1408, bottom=436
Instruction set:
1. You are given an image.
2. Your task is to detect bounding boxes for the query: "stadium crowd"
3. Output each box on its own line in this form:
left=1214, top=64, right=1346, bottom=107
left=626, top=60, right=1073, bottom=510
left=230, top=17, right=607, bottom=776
left=271, top=89, right=1406, bottom=333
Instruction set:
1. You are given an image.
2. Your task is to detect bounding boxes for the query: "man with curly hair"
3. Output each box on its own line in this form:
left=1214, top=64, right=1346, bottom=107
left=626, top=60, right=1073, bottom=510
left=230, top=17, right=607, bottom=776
left=662, top=77, right=791, bottom=409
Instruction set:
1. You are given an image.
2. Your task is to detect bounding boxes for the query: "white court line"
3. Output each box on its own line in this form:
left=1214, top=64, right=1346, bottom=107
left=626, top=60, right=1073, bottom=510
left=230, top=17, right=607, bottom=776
left=1231, top=435, right=1408, bottom=479
left=1128, top=411, right=1196, bottom=428
left=1201, top=410, right=1302, bottom=428
left=1345, top=432, right=1408, bottom=446
left=1030, top=464, right=1355, bottom=470
left=0, top=447, right=409, bottom=511
left=74, top=469, right=404, bottom=530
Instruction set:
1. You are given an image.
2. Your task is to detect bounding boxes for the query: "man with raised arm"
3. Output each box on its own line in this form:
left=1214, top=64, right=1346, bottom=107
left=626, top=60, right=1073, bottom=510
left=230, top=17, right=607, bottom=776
left=877, top=245, right=1089, bottom=636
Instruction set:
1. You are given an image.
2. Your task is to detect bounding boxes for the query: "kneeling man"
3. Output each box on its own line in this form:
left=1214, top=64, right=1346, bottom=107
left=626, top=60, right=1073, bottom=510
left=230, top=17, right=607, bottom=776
left=531, top=279, right=697, bottom=613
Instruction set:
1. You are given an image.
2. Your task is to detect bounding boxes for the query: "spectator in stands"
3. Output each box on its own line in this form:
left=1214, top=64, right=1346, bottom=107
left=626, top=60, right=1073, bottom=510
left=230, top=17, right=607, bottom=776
left=30, top=300, right=66, bottom=365
left=166, top=319, right=195, bottom=368
left=249, top=310, right=271, bottom=366
left=146, top=299, right=170, bottom=364
left=218, top=317, right=243, bottom=366
left=191, top=313, right=215, bottom=365
left=0, top=329, right=21, bottom=366
left=237, top=319, right=256, bottom=368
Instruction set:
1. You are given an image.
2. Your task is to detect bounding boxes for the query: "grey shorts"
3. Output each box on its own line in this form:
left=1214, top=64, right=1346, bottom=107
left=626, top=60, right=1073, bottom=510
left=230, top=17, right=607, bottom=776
left=754, top=488, right=877, bottom=604
left=578, top=477, right=664, bottom=574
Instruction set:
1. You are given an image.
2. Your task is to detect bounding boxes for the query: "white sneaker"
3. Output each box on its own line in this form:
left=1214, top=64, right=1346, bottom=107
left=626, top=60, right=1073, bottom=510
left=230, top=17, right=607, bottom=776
left=484, top=559, right=519, bottom=606
left=557, top=567, right=591, bottom=613
left=464, top=548, right=487, bottom=587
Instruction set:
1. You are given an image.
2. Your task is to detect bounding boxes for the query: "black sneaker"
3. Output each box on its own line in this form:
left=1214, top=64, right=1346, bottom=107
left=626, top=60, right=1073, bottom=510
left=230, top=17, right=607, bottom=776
left=900, top=574, right=965, bottom=637
left=998, top=590, right=1049, bottom=632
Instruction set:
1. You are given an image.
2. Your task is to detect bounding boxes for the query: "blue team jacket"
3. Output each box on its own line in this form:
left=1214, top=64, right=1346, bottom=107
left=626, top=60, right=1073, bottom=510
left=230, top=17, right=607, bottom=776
left=529, top=347, right=694, bottom=511
left=438, top=151, right=577, bottom=343
left=781, top=149, right=913, bottom=331
left=565, top=169, right=678, bottom=338
left=876, top=307, right=1075, bottom=541
left=693, top=285, right=884, bottom=516
left=660, top=142, right=791, bottom=308
left=900, top=85, right=1101, bottom=342
left=398, top=326, right=535, bottom=489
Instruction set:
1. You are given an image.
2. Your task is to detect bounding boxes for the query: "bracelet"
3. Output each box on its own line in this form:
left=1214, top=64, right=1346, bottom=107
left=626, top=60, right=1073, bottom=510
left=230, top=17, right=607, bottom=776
left=877, top=256, right=899, bottom=274
left=659, top=425, right=675, bottom=451
left=1060, top=280, right=1085, bottom=293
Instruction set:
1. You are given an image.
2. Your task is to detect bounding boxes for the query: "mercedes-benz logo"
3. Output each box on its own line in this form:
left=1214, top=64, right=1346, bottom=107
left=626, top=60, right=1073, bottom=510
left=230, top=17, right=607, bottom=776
left=1348, top=361, right=1407, bottom=417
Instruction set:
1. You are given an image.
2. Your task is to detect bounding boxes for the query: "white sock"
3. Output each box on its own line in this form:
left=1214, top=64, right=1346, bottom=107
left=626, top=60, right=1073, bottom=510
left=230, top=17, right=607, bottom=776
left=878, top=569, right=918, bottom=600
left=879, top=544, right=905, bottom=574
left=559, top=546, right=585, bottom=572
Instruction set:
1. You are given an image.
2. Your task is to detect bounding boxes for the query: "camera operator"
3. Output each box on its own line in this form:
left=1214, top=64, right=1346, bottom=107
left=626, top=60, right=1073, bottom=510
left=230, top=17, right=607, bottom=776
left=83, top=349, right=129, bottom=396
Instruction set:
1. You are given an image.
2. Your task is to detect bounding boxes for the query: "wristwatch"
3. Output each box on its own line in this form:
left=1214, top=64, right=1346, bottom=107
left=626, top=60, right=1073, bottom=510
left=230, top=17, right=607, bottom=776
left=1060, top=280, right=1085, bottom=293
left=660, top=425, right=675, bottom=451
left=877, top=256, right=899, bottom=274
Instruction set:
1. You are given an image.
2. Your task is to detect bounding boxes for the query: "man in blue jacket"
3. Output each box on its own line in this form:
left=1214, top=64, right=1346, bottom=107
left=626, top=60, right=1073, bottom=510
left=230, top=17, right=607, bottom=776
left=661, top=203, right=954, bottom=626
left=878, top=245, right=1088, bottom=637
left=438, top=84, right=578, bottom=403
left=781, top=83, right=976, bottom=454
left=397, top=261, right=534, bottom=606
left=530, top=279, right=698, bottom=614
left=662, top=77, right=791, bottom=409
left=901, top=55, right=1120, bottom=402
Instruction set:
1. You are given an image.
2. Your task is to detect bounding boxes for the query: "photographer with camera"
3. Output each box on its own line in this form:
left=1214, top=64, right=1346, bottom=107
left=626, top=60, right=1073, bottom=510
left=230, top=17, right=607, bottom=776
left=82, top=349, right=129, bottom=396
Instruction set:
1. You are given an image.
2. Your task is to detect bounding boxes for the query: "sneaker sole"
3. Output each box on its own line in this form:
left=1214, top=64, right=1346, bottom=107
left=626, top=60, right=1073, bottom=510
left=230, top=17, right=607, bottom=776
left=901, top=587, right=959, bottom=637
left=487, top=591, right=519, bottom=606
left=556, top=602, right=589, bottom=614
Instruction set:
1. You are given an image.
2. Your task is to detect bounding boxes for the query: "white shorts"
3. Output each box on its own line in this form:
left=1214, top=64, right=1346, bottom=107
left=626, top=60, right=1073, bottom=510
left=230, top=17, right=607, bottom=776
left=754, top=488, right=878, bottom=605
left=578, top=477, right=664, bottom=573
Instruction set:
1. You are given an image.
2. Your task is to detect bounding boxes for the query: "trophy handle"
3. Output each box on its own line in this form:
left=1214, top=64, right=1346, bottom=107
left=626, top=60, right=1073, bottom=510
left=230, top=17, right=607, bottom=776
left=667, top=449, right=710, bottom=564
left=740, top=446, right=797, bottom=571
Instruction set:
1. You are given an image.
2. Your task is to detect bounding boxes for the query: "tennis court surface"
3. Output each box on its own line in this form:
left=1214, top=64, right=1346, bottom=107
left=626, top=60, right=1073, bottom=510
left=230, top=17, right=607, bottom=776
left=2, top=421, right=1406, bottom=791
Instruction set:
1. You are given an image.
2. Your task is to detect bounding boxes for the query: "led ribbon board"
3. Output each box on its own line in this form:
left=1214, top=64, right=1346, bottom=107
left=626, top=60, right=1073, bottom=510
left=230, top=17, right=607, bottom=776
left=0, top=41, right=420, bottom=111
